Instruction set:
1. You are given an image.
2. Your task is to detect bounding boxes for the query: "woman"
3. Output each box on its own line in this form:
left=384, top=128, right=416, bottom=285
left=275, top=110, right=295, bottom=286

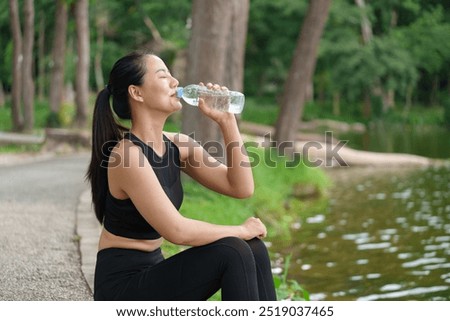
left=87, top=51, right=276, bottom=300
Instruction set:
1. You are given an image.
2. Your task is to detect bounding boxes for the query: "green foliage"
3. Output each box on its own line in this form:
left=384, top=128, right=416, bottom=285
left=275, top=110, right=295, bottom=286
left=46, top=102, right=75, bottom=128
left=273, top=255, right=310, bottom=301
left=0, top=101, right=50, bottom=132
left=316, top=0, right=450, bottom=120
left=1, top=0, right=449, bottom=131
left=0, top=105, right=12, bottom=132
left=394, top=6, right=450, bottom=74
left=303, top=101, right=364, bottom=123
left=321, top=18, right=417, bottom=103
left=245, top=0, right=308, bottom=97
left=241, top=97, right=279, bottom=126
left=382, top=106, right=445, bottom=126
left=87, top=0, right=191, bottom=83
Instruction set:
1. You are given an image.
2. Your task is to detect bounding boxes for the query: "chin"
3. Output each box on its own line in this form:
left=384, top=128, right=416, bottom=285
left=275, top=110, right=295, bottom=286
left=167, top=104, right=182, bottom=115
left=173, top=102, right=183, bottom=111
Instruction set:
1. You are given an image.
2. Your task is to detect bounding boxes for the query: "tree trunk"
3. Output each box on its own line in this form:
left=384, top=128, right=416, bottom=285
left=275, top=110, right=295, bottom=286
left=382, top=89, right=395, bottom=113
left=94, top=11, right=106, bottom=92
left=74, top=0, right=90, bottom=128
left=274, top=0, right=331, bottom=150
left=22, top=0, right=35, bottom=132
left=37, top=10, right=45, bottom=101
left=93, top=0, right=111, bottom=92
left=49, top=0, right=68, bottom=121
left=355, top=0, right=372, bottom=43
left=448, top=72, right=450, bottom=95
left=0, top=81, right=5, bottom=108
left=430, top=76, right=439, bottom=106
left=355, top=0, right=383, bottom=114
left=9, top=0, right=24, bottom=131
left=332, top=91, right=341, bottom=116
left=363, top=90, right=371, bottom=118
left=182, top=0, right=235, bottom=147
left=224, top=0, right=249, bottom=93
left=404, top=83, right=413, bottom=113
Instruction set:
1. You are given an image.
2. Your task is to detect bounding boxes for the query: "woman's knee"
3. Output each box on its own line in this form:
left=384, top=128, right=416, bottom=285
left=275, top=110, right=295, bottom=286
left=213, top=237, right=255, bottom=264
left=216, top=237, right=268, bottom=257
left=246, top=238, right=270, bottom=259
left=216, top=237, right=252, bottom=253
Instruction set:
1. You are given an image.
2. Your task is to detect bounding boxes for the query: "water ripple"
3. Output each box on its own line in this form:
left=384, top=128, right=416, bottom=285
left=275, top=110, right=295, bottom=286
left=380, top=284, right=402, bottom=292
left=357, top=286, right=449, bottom=301
left=402, top=257, right=446, bottom=268
left=357, top=242, right=391, bottom=250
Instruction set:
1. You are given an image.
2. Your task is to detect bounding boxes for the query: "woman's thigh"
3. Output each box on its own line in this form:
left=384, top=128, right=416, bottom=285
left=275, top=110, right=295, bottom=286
left=118, top=237, right=259, bottom=300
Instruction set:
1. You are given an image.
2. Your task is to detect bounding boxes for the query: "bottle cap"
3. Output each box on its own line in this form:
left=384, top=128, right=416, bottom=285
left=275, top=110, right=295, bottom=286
left=176, top=87, right=183, bottom=98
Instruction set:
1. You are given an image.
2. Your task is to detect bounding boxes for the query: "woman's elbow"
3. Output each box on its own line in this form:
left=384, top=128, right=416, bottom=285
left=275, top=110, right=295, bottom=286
left=234, top=185, right=254, bottom=199
left=163, top=233, right=190, bottom=246
left=160, top=221, right=195, bottom=246
left=159, top=222, right=185, bottom=245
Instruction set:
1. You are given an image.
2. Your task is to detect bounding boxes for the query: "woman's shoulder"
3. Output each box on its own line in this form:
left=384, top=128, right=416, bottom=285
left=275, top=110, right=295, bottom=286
left=108, top=138, right=143, bottom=169
left=163, top=131, right=191, bottom=144
left=163, top=131, right=199, bottom=162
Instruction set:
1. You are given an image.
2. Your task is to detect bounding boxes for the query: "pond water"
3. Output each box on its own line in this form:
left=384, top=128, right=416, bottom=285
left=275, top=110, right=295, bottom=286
left=270, top=124, right=450, bottom=301
left=339, top=121, right=450, bottom=159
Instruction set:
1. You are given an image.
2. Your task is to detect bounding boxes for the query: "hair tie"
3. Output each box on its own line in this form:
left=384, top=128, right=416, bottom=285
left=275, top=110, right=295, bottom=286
left=105, top=84, right=112, bottom=95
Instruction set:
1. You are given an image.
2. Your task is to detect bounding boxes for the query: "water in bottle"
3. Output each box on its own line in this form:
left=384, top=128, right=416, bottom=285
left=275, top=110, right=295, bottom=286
left=176, top=84, right=245, bottom=114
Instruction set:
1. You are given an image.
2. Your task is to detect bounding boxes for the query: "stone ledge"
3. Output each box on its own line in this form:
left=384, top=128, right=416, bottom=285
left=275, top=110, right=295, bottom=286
left=45, top=128, right=91, bottom=147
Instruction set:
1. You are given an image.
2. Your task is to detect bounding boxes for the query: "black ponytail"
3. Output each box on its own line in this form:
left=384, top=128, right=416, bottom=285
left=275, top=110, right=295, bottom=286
left=86, top=88, right=127, bottom=223
left=86, top=51, right=150, bottom=224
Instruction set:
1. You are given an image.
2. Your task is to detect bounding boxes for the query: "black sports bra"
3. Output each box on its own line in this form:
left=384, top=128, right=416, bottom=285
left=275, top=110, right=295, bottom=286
left=103, top=133, right=184, bottom=239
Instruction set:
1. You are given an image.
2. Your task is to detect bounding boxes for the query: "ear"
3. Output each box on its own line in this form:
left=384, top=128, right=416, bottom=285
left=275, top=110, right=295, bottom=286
left=128, top=85, right=144, bottom=102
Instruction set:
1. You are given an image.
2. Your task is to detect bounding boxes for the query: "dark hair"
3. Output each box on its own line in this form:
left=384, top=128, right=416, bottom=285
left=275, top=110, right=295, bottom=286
left=86, top=51, right=150, bottom=223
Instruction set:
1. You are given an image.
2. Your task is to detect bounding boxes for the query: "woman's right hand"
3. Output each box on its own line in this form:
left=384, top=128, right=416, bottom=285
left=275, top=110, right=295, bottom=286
left=240, top=217, right=267, bottom=240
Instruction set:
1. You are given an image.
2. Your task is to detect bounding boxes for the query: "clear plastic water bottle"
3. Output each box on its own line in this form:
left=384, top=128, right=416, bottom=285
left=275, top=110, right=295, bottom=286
left=176, top=84, right=245, bottom=114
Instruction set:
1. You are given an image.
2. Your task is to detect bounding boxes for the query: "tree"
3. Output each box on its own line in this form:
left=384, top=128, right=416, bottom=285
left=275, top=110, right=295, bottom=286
left=93, top=1, right=109, bottom=92
left=274, top=0, right=331, bottom=150
left=8, top=0, right=23, bottom=131
left=0, top=82, right=5, bottom=107
left=355, top=0, right=377, bottom=116
left=182, top=0, right=249, bottom=147
left=48, top=0, right=68, bottom=127
left=223, top=0, right=249, bottom=93
left=22, top=0, right=35, bottom=132
left=74, top=0, right=90, bottom=128
left=8, top=0, right=35, bottom=132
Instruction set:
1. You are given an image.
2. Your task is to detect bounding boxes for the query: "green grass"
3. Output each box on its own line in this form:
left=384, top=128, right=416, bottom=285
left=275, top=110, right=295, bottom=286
left=0, top=143, right=42, bottom=153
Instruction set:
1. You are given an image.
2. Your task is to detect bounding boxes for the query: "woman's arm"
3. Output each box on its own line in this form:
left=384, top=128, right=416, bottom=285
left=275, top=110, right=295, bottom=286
left=168, top=84, right=254, bottom=199
left=109, top=141, right=265, bottom=247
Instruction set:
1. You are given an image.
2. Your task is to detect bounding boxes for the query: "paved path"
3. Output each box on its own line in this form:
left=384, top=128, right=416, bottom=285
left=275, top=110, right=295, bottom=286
left=0, top=152, right=96, bottom=300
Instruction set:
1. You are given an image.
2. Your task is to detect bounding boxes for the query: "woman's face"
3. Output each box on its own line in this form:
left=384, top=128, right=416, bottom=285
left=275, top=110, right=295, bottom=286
left=138, top=54, right=181, bottom=113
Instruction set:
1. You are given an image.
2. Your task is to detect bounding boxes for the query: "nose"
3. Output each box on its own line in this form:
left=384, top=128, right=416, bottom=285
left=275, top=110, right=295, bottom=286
left=171, top=75, right=179, bottom=87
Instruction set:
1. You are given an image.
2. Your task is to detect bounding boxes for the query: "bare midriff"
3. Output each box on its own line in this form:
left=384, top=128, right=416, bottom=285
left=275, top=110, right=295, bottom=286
left=98, top=228, right=164, bottom=252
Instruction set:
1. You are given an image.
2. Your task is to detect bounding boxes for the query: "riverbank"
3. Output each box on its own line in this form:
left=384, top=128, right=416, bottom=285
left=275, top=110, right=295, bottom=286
left=240, top=121, right=447, bottom=168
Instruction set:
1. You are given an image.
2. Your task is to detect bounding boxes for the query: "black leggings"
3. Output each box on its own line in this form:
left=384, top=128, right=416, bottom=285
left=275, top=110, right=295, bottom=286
left=94, top=237, right=276, bottom=301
